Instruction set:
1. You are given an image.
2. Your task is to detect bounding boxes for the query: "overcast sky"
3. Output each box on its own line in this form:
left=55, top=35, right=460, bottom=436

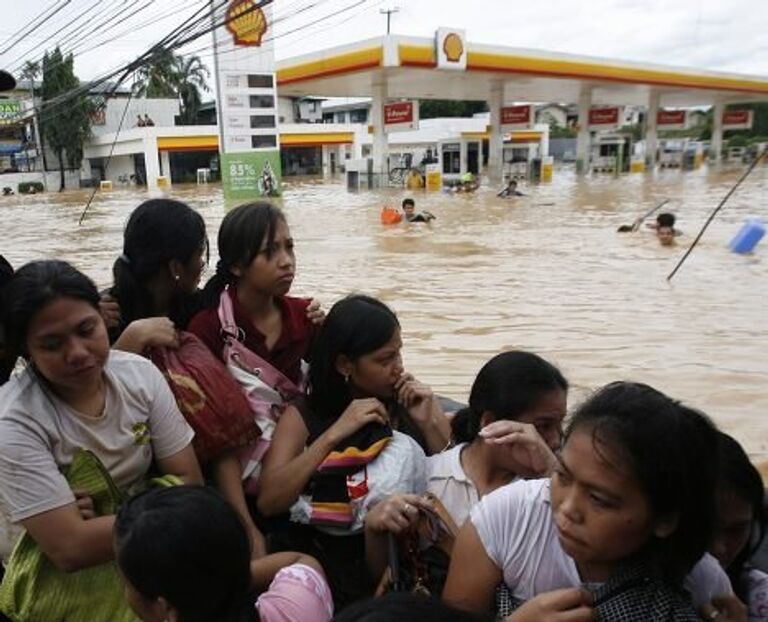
left=2, top=0, right=767, bottom=92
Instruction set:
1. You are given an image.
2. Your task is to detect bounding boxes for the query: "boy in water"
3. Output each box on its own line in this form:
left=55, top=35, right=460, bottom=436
left=498, top=179, right=525, bottom=197
left=657, top=225, right=676, bottom=246
left=402, top=198, right=435, bottom=223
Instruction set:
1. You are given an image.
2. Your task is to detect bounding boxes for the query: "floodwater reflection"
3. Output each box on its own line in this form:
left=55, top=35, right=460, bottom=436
left=1, top=165, right=767, bottom=458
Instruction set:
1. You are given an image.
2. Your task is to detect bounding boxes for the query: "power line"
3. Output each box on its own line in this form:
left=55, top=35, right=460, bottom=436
left=0, top=0, right=72, bottom=55
left=379, top=6, right=399, bottom=35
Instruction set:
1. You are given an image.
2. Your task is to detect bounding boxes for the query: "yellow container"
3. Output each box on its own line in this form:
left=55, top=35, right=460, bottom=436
left=425, top=165, right=442, bottom=191
left=630, top=159, right=646, bottom=173
left=157, top=176, right=170, bottom=188
left=99, top=180, right=113, bottom=191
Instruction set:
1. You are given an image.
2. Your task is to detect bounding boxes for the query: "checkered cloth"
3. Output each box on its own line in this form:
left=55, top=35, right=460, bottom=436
left=495, top=562, right=700, bottom=621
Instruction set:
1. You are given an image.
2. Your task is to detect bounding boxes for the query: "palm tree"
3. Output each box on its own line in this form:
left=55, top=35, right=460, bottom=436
left=133, top=48, right=178, bottom=98
left=175, top=55, right=210, bottom=125
left=19, top=59, right=41, bottom=87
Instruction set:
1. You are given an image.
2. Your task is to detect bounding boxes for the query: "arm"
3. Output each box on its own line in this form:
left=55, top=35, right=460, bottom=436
left=443, top=521, right=502, bottom=614
left=258, top=399, right=389, bottom=516
left=113, top=317, right=179, bottom=354
left=155, top=444, right=204, bottom=485
left=250, top=552, right=325, bottom=591
left=395, top=373, right=451, bottom=454
left=21, top=505, right=115, bottom=573
left=212, top=451, right=266, bottom=557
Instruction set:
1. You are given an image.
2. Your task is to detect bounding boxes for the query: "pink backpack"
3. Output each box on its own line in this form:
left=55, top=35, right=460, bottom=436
left=218, top=289, right=307, bottom=494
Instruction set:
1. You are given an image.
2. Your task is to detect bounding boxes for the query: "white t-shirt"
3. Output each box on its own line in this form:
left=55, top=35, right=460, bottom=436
left=290, top=430, right=427, bottom=533
left=426, top=443, right=478, bottom=528
left=471, top=478, right=732, bottom=609
left=0, top=350, right=195, bottom=523
left=744, top=568, right=768, bottom=622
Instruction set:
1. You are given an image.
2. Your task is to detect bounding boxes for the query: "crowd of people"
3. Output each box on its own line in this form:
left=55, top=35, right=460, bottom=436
left=0, top=198, right=765, bottom=622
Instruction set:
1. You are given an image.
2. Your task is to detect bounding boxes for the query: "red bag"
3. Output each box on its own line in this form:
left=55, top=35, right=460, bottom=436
left=150, top=331, right=260, bottom=464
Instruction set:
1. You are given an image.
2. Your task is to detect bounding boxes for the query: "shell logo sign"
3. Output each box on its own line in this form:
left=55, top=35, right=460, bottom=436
left=226, top=0, right=268, bottom=47
left=436, top=28, right=467, bottom=70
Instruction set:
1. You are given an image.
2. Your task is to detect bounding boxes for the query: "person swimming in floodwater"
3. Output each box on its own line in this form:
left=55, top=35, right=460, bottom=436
left=498, top=179, right=525, bottom=198
left=648, top=213, right=682, bottom=235
left=658, top=224, right=676, bottom=246
left=402, top=198, right=435, bottom=223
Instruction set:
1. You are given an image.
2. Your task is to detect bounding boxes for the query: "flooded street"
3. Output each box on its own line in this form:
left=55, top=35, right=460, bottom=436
left=1, top=165, right=767, bottom=458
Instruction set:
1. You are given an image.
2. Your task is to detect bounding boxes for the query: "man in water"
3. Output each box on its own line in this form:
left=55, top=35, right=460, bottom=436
left=657, top=225, right=676, bottom=246
left=402, top=198, right=435, bottom=223
left=647, top=212, right=681, bottom=235
left=498, top=179, right=525, bottom=197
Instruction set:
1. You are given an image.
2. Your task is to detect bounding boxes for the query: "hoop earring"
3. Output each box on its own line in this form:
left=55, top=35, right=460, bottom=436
left=343, top=373, right=350, bottom=384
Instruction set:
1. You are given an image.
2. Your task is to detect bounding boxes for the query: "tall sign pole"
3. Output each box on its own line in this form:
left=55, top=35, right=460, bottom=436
left=211, top=0, right=282, bottom=201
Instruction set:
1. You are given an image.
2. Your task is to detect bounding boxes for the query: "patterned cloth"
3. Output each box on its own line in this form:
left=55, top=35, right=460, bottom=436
left=256, top=563, right=334, bottom=622
left=495, top=562, right=700, bottom=621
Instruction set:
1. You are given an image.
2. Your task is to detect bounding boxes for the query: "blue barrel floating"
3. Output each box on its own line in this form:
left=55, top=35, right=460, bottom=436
left=729, top=219, right=766, bottom=254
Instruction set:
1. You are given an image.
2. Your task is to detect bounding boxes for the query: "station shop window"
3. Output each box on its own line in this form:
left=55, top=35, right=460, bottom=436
left=247, top=74, right=274, bottom=89
left=252, top=135, right=277, bottom=149
left=250, top=115, right=276, bottom=129
left=250, top=95, right=275, bottom=109
left=442, top=144, right=461, bottom=174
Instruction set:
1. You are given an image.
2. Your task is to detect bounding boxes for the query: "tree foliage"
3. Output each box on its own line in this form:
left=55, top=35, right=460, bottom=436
left=418, top=100, right=488, bottom=119
left=133, top=49, right=210, bottom=124
left=40, top=48, right=92, bottom=191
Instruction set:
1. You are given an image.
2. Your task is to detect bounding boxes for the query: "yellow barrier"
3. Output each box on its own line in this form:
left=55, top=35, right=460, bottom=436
left=99, top=180, right=113, bottom=191
left=157, top=176, right=170, bottom=188
left=426, top=171, right=442, bottom=191
left=630, top=159, right=646, bottom=173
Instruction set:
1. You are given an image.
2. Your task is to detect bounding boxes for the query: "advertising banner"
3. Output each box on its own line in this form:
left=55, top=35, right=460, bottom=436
left=221, top=151, right=282, bottom=202
left=501, top=105, right=533, bottom=131
left=588, top=107, right=621, bottom=130
left=722, top=110, right=754, bottom=131
left=0, top=100, right=21, bottom=126
left=384, top=101, right=419, bottom=132
left=657, top=109, right=688, bottom=130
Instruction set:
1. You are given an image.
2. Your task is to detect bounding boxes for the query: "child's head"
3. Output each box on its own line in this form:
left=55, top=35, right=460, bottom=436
left=114, top=486, right=252, bottom=622
left=113, top=199, right=208, bottom=321
left=451, top=351, right=568, bottom=451
left=551, top=382, right=718, bottom=584
left=2, top=260, right=109, bottom=392
left=508, top=179, right=518, bottom=189
left=309, top=294, right=401, bottom=418
left=203, top=202, right=292, bottom=305
left=656, top=213, right=676, bottom=228
left=657, top=225, right=675, bottom=246
left=710, top=432, right=765, bottom=578
left=402, top=198, right=415, bottom=217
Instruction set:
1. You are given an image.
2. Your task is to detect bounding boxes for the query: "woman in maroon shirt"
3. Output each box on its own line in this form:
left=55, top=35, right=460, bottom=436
left=188, top=202, right=322, bottom=556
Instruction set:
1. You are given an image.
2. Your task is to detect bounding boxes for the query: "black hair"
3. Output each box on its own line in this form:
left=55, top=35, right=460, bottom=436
left=201, top=202, right=285, bottom=308
left=112, top=199, right=207, bottom=326
left=308, top=294, right=399, bottom=421
left=0, top=254, right=16, bottom=383
left=715, top=431, right=766, bottom=599
left=656, top=213, right=676, bottom=227
left=332, top=592, right=492, bottom=622
left=2, top=260, right=100, bottom=360
left=564, top=382, right=719, bottom=586
left=402, top=198, right=415, bottom=209
left=451, top=351, right=568, bottom=444
left=114, top=486, right=255, bottom=622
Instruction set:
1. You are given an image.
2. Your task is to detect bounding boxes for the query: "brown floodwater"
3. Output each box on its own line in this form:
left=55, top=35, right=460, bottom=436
left=1, top=165, right=767, bottom=458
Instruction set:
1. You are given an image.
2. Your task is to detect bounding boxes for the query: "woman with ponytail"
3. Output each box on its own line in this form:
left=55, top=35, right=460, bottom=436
left=108, top=198, right=209, bottom=353
left=427, top=350, right=568, bottom=527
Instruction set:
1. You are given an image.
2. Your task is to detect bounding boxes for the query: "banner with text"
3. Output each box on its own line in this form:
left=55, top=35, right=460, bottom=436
left=722, top=110, right=754, bottom=131
left=501, top=105, right=533, bottom=131
left=0, top=100, right=21, bottom=126
left=384, top=101, right=419, bottom=132
left=221, top=151, right=282, bottom=202
left=657, top=109, right=688, bottom=131
left=588, top=107, right=622, bottom=131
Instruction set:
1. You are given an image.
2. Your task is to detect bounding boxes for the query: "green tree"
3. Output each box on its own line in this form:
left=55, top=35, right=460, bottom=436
left=175, top=55, right=210, bottom=124
left=418, top=100, right=488, bottom=119
left=41, top=48, right=92, bottom=191
left=19, top=60, right=41, bottom=89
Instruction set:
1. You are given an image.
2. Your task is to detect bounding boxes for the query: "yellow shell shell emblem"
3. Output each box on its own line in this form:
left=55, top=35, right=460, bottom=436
left=226, top=0, right=268, bottom=47
left=443, top=33, right=464, bottom=63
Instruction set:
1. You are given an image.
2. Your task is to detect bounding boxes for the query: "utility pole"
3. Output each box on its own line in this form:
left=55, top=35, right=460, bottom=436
left=379, top=7, right=399, bottom=35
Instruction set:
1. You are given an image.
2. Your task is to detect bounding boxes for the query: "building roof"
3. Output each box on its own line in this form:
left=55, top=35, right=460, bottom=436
left=276, top=33, right=768, bottom=108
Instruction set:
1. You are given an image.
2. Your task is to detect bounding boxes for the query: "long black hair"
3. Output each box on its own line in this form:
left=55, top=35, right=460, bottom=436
left=565, top=382, right=719, bottom=586
left=2, top=260, right=100, bottom=360
left=0, top=254, right=15, bottom=383
left=114, top=486, right=255, bottom=622
left=451, top=351, right=568, bottom=444
left=112, top=198, right=207, bottom=327
left=308, top=295, right=399, bottom=421
left=200, top=202, right=285, bottom=308
left=715, top=431, right=766, bottom=601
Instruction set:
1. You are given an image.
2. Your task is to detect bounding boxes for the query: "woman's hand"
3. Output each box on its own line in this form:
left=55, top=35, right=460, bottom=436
left=506, top=588, right=594, bottom=621
left=306, top=299, right=325, bottom=325
left=479, top=421, right=558, bottom=478
left=116, top=317, right=179, bottom=353
left=365, top=493, right=433, bottom=534
left=73, top=490, right=95, bottom=520
left=699, top=595, right=747, bottom=622
left=328, top=398, right=388, bottom=444
left=394, top=373, right=436, bottom=422
left=98, top=295, right=121, bottom=329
